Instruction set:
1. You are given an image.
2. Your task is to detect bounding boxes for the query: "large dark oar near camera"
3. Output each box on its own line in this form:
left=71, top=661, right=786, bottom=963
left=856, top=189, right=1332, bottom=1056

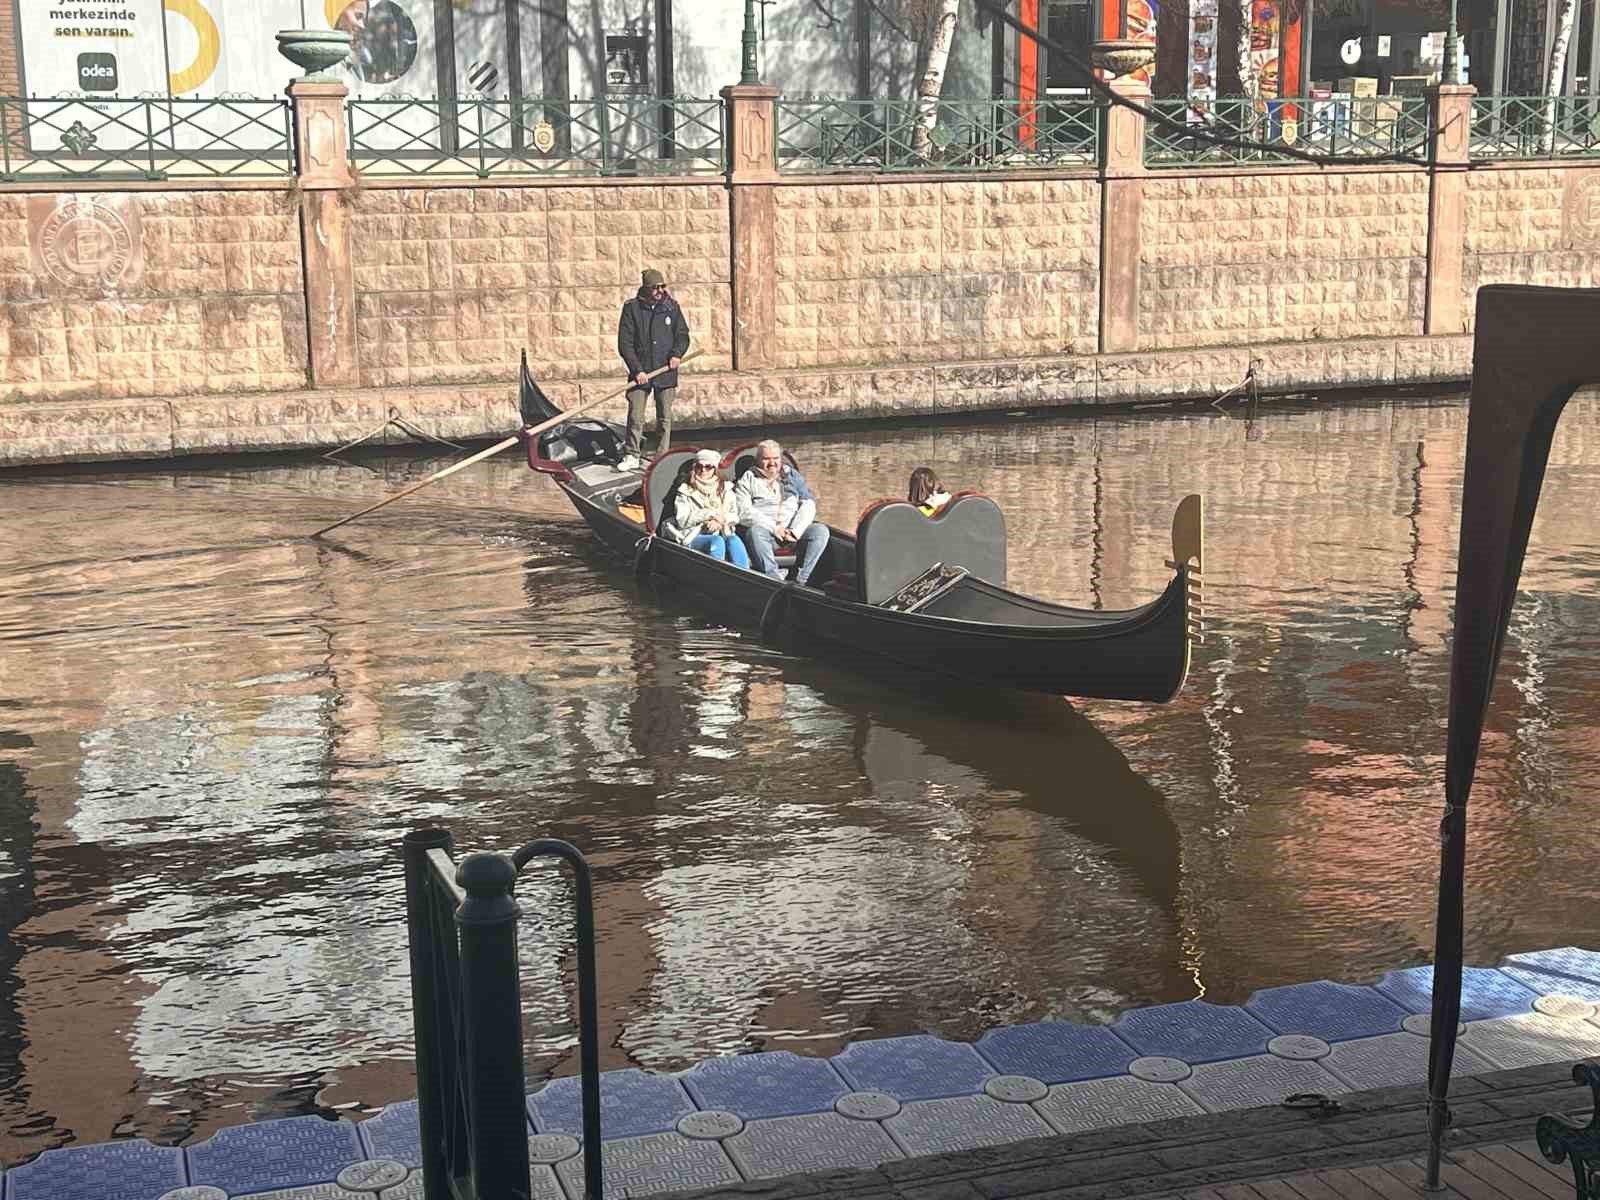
left=310, top=352, right=700, bottom=538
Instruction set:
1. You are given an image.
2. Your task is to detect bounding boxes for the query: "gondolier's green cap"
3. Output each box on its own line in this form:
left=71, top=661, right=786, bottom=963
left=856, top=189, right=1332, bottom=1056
left=641, top=268, right=665, bottom=287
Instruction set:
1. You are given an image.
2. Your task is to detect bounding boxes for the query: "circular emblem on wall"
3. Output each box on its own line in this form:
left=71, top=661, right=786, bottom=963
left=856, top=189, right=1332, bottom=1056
left=38, top=199, right=135, bottom=291
left=532, top=120, right=556, bottom=153
left=1564, top=172, right=1600, bottom=248
left=1281, top=117, right=1298, bottom=146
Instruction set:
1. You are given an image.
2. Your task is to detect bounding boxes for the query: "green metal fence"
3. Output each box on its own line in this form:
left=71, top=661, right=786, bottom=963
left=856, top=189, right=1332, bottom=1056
left=1144, top=96, right=1428, bottom=166
left=0, top=96, right=293, bottom=181
left=347, top=96, right=725, bottom=177
left=1470, top=95, right=1600, bottom=158
left=776, top=98, right=1099, bottom=173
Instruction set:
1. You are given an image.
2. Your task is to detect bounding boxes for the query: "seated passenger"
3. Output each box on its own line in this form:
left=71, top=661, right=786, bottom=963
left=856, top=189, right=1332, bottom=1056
left=908, top=466, right=952, bottom=516
left=671, top=449, right=751, bottom=568
left=736, top=438, right=830, bottom=585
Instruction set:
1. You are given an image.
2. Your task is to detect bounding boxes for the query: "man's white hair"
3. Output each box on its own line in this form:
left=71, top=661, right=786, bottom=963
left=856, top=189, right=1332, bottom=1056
left=757, top=438, right=782, bottom=457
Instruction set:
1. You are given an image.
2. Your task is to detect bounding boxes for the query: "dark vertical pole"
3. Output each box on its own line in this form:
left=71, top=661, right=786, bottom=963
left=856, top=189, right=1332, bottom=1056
left=656, top=0, right=675, bottom=160
left=506, top=0, right=525, bottom=152
left=456, top=852, right=531, bottom=1200
left=514, top=839, right=604, bottom=1200
left=1588, top=0, right=1599, bottom=93
left=1301, top=0, right=1315, bottom=92
left=572, top=855, right=603, bottom=1200
left=542, top=0, right=572, bottom=154
left=403, top=828, right=455, bottom=1200
left=858, top=0, right=873, bottom=97
left=435, top=0, right=460, bottom=154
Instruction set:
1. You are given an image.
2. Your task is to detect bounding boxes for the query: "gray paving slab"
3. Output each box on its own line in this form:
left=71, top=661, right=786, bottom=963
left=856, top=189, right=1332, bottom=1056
left=1177, top=1054, right=1348, bottom=1113
left=1320, top=1031, right=1498, bottom=1091
left=231, top=1186, right=367, bottom=1199
left=1454, top=1011, right=1600, bottom=1069
left=1034, top=1075, right=1206, bottom=1136
left=722, top=1112, right=904, bottom=1179
left=552, top=1132, right=739, bottom=1200
left=882, top=1094, right=1055, bottom=1157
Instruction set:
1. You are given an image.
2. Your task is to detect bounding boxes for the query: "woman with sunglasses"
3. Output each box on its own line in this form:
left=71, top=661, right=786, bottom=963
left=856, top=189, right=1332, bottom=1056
left=670, top=449, right=751, bottom=568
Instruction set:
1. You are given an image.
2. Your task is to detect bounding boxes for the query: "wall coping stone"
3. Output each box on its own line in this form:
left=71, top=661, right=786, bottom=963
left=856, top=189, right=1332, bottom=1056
left=0, top=334, right=1475, bottom=468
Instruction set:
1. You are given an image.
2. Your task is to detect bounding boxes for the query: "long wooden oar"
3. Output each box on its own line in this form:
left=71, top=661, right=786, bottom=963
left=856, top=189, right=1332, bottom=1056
left=311, top=352, right=700, bottom=538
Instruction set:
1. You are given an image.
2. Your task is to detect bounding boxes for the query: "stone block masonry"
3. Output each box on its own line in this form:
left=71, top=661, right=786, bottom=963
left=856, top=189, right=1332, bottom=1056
left=6, top=82, right=1600, bottom=465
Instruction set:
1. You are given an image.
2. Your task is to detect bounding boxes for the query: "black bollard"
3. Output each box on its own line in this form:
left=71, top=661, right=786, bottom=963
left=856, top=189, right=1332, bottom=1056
left=456, top=851, right=533, bottom=1200
left=402, top=827, right=459, bottom=1200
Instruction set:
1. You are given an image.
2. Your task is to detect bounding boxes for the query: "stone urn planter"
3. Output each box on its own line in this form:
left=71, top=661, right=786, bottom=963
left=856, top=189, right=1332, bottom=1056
left=276, top=29, right=353, bottom=82
left=1092, top=39, right=1157, bottom=78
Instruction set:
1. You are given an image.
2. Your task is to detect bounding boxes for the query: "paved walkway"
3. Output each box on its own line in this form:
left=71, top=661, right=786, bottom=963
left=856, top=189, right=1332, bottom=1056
left=675, top=1060, right=1596, bottom=1200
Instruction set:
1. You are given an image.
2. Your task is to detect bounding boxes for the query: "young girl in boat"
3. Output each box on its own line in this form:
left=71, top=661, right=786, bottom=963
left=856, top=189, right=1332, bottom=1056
left=908, top=467, right=952, bottom=516
left=673, top=448, right=752, bottom=567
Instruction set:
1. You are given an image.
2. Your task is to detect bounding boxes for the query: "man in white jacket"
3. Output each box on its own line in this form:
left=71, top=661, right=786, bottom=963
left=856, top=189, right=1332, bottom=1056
left=736, top=439, right=830, bottom=585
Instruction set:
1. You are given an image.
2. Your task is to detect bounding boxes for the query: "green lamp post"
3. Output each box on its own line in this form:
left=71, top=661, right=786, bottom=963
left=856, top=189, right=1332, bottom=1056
left=741, top=0, right=761, bottom=84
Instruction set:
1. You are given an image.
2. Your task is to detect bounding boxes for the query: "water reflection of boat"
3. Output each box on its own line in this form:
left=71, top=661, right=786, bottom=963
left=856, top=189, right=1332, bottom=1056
left=786, top=662, right=1184, bottom=918
left=517, top=357, right=1205, bottom=703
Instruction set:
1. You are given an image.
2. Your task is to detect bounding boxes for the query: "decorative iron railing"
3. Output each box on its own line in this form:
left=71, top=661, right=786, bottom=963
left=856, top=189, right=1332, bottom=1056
left=776, top=98, right=1100, bottom=172
left=0, top=96, right=293, bottom=181
left=1144, top=96, right=1428, bottom=166
left=348, top=96, right=725, bottom=177
left=404, top=829, right=603, bottom=1200
left=1469, top=95, right=1600, bottom=158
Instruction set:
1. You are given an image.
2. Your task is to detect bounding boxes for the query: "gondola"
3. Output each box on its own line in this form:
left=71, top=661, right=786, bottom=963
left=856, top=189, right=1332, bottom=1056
left=516, top=354, right=1205, bottom=702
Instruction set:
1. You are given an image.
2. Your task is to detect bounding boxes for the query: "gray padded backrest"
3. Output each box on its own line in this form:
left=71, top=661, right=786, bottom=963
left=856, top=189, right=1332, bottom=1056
left=644, top=449, right=699, bottom=533
left=855, top=494, right=1007, bottom=604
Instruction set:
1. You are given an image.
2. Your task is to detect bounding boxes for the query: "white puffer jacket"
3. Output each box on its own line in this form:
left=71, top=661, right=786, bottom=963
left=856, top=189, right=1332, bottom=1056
left=670, top=479, right=739, bottom=545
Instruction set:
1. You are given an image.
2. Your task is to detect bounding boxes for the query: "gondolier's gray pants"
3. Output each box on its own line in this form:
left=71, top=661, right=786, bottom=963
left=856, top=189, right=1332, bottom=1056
left=625, top=385, right=674, bottom=456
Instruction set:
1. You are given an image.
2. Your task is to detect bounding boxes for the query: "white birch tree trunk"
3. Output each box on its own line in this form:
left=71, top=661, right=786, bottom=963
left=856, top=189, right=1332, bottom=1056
left=1542, top=0, right=1578, bottom=152
left=912, top=0, right=961, bottom=159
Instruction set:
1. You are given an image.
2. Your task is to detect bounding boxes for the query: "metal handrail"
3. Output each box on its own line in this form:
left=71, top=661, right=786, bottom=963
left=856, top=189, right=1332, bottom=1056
left=776, top=97, right=1100, bottom=173
left=403, top=828, right=603, bottom=1200
left=1144, top=95, right=1428, bottom=167
left=0, top=95, right=293, bottom=181
left=348, top=96, right=725, bottom=178
left=1469, top=94, right=1600, bottom=159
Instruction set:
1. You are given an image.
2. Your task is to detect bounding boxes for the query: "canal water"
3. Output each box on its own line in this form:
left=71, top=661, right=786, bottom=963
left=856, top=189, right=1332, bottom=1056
left=1, top=392, right=1597, bottom=1164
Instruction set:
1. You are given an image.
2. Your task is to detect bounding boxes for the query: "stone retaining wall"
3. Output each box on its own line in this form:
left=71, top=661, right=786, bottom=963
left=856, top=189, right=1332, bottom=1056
left=0, top=333, right=1474, bottom=466
left=4, top=79, right=1600, bottom=466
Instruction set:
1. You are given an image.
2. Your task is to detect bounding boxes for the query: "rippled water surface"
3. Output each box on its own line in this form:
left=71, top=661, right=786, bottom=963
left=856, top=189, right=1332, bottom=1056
left=2, top=393, right=1599, bottom=1162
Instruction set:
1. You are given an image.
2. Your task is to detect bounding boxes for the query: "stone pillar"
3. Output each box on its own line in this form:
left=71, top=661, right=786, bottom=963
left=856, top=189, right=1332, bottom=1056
left=721, top=83, right=779, bottom=371
left=1424, top=84, right=1476, bottom=336
left=288, top=80, right=359, bottom=388
left=1099, top=76, right=1148, bottom=354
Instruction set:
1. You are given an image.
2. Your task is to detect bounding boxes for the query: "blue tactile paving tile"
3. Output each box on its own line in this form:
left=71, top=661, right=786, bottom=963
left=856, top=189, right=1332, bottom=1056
left=1245, top=981, right=1410, bottom=1043
left=1502, top=965, right=1600, bottom=1003
left=975, top=1022, right=1140, bottom=1084
left=527, top=1069, right=696, bottom=1140
left=883, top=1095, right=1056, bottom=1157
left=831, top=1035, right=997, bottom=1102
left=359, top=1102, right=422, bottom=1168
left=722, top=1113, right=903, bottom=1179
left=186, top=1116, right=365, bottom=1195
left=551, top=1133, right=739, bottom=1200
left=1111, top=1001, right=1274, bottom=1064
left=1505, top=947, right=1600, bottom=988
left=1374, top=966, right=1539, bottom=1021
left=681, top=1052, right=851, bottom=1120
left=5, top=1140, right=185, bottom=1200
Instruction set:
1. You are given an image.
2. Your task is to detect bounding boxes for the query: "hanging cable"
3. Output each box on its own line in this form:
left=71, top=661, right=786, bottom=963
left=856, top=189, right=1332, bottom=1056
left=972, top=0, right=1437, bottom=167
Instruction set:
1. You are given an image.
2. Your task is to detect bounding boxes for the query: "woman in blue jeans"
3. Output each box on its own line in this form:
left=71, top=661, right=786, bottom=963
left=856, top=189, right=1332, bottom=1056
left=671, top=448, right=752, bottom=567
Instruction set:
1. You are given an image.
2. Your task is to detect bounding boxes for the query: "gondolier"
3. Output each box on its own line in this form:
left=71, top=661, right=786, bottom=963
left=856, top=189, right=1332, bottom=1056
left=617, top=268, right=691, bottom=470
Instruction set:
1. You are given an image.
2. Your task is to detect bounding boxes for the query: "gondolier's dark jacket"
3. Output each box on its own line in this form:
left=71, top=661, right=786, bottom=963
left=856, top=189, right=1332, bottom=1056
left=618, top=288, right=691, bottom=390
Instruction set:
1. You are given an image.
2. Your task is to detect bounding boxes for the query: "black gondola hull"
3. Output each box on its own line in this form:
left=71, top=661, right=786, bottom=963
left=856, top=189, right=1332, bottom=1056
left=558, top=480, right=1194, bottom=702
